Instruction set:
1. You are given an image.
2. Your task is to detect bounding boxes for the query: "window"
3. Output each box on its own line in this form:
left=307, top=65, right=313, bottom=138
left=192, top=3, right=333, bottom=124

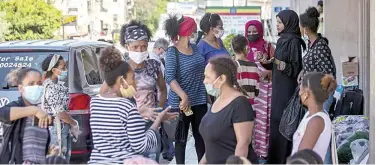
left=80, top=49, right=102, bottom=85
left=0, top=52, right=69, bottom=88
left=113, top=14, right=118, bottom=22
left=100, top=20, right=104, bottom=31
left=87, top=0, right=92, bottom=12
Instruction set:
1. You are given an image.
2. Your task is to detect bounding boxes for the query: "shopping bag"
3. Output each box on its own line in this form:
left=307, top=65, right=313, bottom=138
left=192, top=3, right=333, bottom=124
left=22, top=117, right=49, bottom=164
left=279, top=86, right=307, bottom=141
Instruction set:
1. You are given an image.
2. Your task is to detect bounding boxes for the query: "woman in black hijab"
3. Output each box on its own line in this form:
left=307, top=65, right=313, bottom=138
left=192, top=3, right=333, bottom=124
left=264, top=10, right=306, bottom=164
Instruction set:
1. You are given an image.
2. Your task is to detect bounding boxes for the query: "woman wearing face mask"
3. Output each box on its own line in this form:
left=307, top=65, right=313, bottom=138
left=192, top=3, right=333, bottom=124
left=119, top=20, right=167, bottom=111
left=41, top=54, right=80, bottom=162
left=196, top=13, right=230, bottom=64
left=245, top=20, right=275, bottom=63
left=246, top=20, right=275, bottom=81
left=298, top=7, right=336, bottom=111
left=164, top=15, right=208, bottom=164
left=299, top=7, right=337, bottom=164
left=291, top=72, right=335, bottom=162
left=267, top=10, right=306, bottom=164
left=89, top=46, right=177, bottom=164
left=0, top=68, right=52, bottom=164
left=199, top=57, right=257, bottom=164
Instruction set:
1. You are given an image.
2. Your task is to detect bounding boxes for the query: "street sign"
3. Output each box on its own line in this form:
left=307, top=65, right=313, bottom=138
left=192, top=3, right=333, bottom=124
left=205, top=6, right=261, bottom=37
left=63, top=15, right=77, bottom=26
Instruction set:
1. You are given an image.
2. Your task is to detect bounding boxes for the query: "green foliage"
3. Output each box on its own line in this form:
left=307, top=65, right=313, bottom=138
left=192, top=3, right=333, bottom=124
left=223, top=34, right=237, bottom=56
left=113, top=33, right=120, bottom=43
left=134, top=0, right=170, bottom=35
left=0, top=0, right=62, bottom=41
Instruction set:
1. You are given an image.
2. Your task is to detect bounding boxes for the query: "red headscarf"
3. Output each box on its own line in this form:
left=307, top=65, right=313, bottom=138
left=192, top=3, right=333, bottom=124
left=245, top=20, right=265, bottom=61
left=177, top=16, right=197, bottom=38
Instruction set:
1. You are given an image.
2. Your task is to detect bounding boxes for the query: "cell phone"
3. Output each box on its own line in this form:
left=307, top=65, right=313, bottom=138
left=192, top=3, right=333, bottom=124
left=168, top=108, right=180, bottom=113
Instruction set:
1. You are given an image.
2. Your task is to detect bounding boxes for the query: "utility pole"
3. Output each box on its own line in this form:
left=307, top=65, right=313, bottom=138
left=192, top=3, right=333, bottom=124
left=62, top=18, right=65, bottom=39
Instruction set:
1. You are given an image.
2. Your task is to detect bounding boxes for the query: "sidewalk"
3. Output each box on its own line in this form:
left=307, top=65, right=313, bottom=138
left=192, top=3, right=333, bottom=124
left=168, top=137, right=198, bottom=164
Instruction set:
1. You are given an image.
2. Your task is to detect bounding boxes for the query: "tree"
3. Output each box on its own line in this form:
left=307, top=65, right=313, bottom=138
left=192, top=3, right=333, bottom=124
left=134, top=0, right=170, bottom=35
left=0, top=0, right=62, bottom=41
left=223, top=34, right=237, bottom=56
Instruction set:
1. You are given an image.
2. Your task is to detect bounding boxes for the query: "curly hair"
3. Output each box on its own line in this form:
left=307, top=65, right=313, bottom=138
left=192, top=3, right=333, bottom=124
left=208, top=57, right=248, bottom=96
left=41, top=54, right=64, bottom=78
left=99, top=46, right=130, bottom=86
left=120, top=20, right=152, bottom=46
left=300, top=7, right=320, bottom=33
left=164, top=14, right=184, bottom=41
left=6, top=67, right=41, bottom=86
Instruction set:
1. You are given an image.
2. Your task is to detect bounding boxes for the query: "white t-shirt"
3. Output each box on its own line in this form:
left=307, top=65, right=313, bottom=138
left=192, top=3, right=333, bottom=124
left=291, top=111, right=331, bottom=161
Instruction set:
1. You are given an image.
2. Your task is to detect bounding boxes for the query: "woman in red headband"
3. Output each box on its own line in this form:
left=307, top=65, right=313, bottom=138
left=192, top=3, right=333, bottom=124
left=164, top=15, right=207, bottom=164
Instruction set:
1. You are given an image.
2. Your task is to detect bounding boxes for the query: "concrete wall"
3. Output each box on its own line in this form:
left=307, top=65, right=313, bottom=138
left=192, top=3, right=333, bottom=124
left=324, top=0, right=370, bottom=112
left=369, top=0, right=375, bottom=163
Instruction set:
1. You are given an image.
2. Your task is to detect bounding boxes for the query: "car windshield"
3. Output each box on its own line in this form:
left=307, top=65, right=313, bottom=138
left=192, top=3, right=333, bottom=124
left=0, top=51, right=68, bottom=88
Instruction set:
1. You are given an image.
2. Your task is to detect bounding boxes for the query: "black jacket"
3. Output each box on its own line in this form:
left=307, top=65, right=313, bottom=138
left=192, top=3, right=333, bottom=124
left=0, top=97, right=27, bottom=164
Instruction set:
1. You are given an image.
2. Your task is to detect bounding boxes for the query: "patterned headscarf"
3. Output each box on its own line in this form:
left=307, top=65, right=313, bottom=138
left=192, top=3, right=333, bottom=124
left=124, top=25, right=149, bottom=43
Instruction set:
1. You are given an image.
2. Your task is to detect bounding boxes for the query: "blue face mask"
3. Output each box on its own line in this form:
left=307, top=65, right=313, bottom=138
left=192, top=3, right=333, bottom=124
left=204, top=77, right=221, bottom=97
left=23, top=85, right=44, bottom=105
left=57, top=70, right=68, bottom=81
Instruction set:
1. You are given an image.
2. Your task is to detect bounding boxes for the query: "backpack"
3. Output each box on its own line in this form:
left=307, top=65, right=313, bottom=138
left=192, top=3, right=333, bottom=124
left=334, top=89, right=364, bottom=117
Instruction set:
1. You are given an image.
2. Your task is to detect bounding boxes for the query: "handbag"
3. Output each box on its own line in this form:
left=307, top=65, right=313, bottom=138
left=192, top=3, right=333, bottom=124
left=278, top=86, right=307, bottom=141
left=0, top=119, right=22, bottom=164
left=162, top=46, right=188, bottom=143
left=22, top=117, right=49, bottom=164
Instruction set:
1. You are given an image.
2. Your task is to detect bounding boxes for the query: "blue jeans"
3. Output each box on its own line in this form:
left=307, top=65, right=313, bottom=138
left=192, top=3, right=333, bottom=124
left=323, top=93, right=334, bottom=164
left=49, top=123, right=72, bottom=162
left=143, top=121, right=161, bottom=163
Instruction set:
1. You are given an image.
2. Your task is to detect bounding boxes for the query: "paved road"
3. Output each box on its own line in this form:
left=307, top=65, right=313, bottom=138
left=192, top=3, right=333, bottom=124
left=168, top=137, right=198, bottom=164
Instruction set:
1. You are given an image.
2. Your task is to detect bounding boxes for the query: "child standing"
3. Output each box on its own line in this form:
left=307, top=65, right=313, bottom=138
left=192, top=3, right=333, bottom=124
left=232, top=35, right=260, bottom=105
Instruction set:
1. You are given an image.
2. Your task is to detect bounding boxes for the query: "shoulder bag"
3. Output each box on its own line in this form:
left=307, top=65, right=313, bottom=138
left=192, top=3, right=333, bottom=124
left=163, top=47, right=188, bottom=143
left=22, top=117, right=49, bottom=164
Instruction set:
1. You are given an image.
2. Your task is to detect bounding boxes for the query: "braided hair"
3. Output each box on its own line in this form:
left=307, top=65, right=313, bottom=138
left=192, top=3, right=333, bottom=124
left=208, top=57, right=248, bottom=96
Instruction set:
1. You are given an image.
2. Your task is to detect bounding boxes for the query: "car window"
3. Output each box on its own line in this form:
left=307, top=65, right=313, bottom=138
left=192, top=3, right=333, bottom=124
left=80, top=49, right=102, bottom=85
left=0, top=51, right=68, bottom=89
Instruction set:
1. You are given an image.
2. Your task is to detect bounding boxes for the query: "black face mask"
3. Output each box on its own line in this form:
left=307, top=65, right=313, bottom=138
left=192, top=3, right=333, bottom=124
left=247, top=34, right=259, bottom=42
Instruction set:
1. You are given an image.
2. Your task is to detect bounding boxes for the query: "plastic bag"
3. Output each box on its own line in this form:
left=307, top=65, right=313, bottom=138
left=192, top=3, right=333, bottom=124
left=279, top=86, right=307, bottom=141
left=350, top=139, right=369, bottom=164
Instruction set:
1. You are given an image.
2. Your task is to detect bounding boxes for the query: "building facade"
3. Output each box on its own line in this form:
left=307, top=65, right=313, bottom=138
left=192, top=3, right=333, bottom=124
left=52, top=0, right=133, bottom=40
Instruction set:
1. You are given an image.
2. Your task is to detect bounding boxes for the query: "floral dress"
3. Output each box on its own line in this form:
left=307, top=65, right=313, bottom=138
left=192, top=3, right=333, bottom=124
left=42, top=79, right=71, bottom=161
left=134, top=59, right=161, bottom=108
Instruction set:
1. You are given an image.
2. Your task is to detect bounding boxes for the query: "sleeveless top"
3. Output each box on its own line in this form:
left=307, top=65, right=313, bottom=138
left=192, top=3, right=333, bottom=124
left=291, top=111, right=331, bottom=161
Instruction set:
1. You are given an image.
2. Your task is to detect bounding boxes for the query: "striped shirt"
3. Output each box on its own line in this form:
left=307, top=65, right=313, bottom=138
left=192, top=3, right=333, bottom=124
left=165, top=44, right=207, bottom=109
left=88, top=96, right=158, bottom=164
left=236, top=60, right=260, bottom=105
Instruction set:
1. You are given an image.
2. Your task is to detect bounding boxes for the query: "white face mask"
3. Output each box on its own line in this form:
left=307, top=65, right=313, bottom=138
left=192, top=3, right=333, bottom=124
left=128, top=51, right=148, bottom=64
left=214, top=29, right=224, bottom=38
left=160, top=52, right=166, bottom=59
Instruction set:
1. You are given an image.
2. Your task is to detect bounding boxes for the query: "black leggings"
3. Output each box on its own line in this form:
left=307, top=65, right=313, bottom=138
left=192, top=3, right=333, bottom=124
left=175, top=104, right=207, bottom=164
